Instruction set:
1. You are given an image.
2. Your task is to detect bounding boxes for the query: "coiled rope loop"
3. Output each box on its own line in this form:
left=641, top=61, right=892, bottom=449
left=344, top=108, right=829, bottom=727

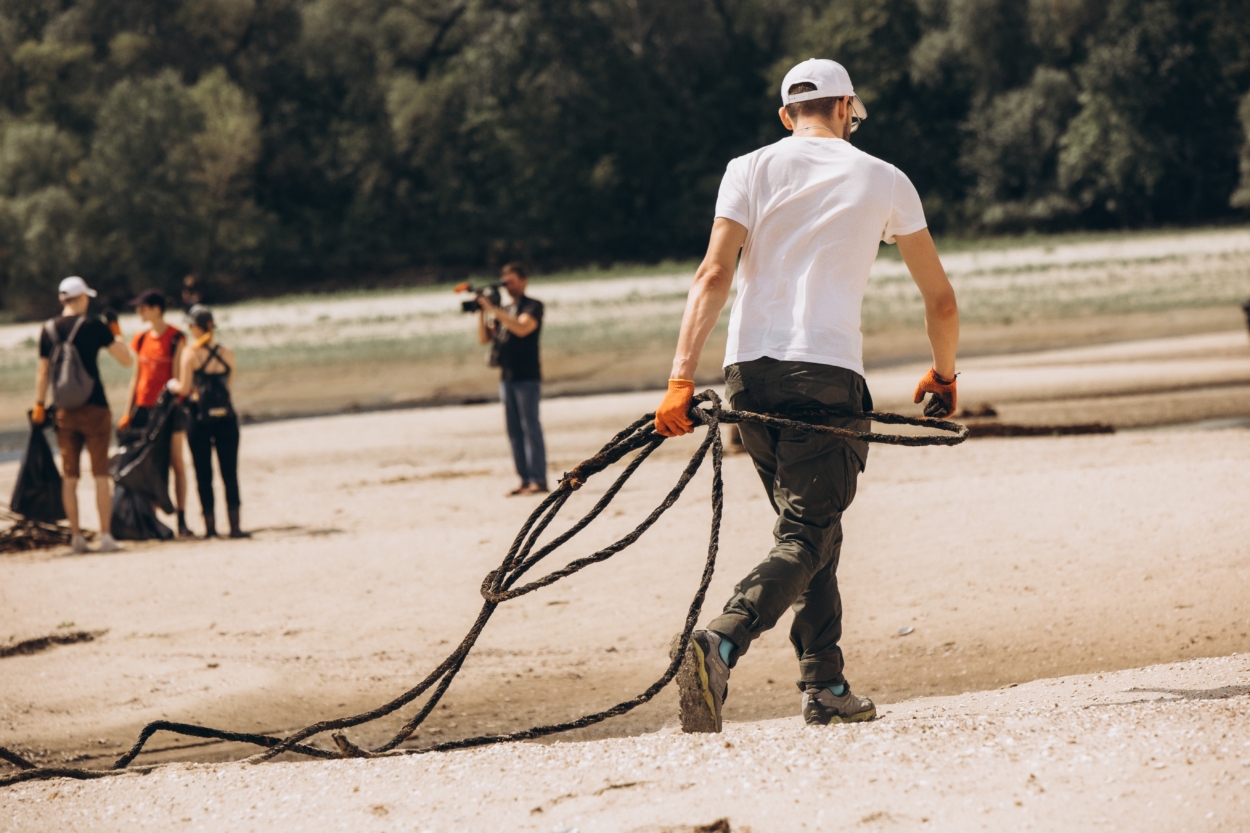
left=0, top=392, right=965, bottom=788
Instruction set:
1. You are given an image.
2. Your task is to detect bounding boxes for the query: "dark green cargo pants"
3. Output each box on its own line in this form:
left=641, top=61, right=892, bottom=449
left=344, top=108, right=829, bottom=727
left=707, top=357, right=870, bottom=690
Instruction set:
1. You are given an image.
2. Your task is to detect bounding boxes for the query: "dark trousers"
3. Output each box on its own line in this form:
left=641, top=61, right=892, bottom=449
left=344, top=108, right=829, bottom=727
left=707, top=358, right=869, bottom=690
left=500, top=379, right=547, bottom=487
left=187, top=416, right=241, bottom=518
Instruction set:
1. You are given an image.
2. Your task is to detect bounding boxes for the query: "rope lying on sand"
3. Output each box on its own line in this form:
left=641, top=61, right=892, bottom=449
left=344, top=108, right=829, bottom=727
left=0, top=393, right=966, bottom=787
left=0, top=512, right=83, bottom=555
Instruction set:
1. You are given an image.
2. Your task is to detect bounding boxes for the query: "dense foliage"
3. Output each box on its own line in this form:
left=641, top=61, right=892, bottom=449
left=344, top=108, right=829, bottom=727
left=0, top=0, right=1248, bottom=313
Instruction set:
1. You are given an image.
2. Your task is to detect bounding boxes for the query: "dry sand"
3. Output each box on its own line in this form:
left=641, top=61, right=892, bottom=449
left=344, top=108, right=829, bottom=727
left=2, top=332, right=1250, bottom=830
left=3, top=655, right=1248, bottom=832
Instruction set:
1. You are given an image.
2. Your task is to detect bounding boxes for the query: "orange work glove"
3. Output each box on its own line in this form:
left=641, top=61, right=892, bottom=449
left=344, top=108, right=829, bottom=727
left=913, top=368, right=958, bottom=419
left=117, top=412, right=131, bottom=431
left=655, top=379, right=696, bottom=436
left=104, top=310, right=122, bottom=338
left=31, top=403, right=46, bottom=425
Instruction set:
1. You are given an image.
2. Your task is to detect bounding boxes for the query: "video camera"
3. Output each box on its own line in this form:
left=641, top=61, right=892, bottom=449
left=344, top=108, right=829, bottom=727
left=454, top=281, right=502, bottom=313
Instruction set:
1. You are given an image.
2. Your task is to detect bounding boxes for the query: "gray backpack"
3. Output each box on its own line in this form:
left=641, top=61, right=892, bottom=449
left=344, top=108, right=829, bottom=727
left=44, top=317, right=95, bottom=410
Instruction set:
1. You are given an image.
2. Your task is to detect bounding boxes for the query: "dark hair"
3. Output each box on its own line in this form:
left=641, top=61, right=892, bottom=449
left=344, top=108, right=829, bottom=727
left=784, top=82, right=843, bottom=121
left=128, top=289, right=168, bottom=312
left=500, top=262, right=528, bottom=280
left=187, top=304, right=214, bottom=331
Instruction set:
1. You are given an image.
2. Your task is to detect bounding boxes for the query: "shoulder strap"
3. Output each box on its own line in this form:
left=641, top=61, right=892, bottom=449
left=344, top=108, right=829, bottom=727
left=65, top=315, right=86, bottom=344
left=199, top=343, right=229, bottom=372
left=137, top=331, right=148, bottom=353
left=168, top=329, right=184, bottom=358
left=44, top=319, right=60, bottom=346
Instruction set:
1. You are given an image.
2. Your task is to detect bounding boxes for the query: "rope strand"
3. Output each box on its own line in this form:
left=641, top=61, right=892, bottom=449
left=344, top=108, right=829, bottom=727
left=0, top=393, right=964, bottom=787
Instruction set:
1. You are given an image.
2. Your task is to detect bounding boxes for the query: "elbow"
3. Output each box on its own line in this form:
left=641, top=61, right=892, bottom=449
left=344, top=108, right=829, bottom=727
left=693, top=264, right=734, bottom=296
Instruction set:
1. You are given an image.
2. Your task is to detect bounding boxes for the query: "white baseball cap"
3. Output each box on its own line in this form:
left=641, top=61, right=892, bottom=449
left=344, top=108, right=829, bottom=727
left=780, top=59, right=868, bottom=130
left=58, top=276, right=97, bottom=299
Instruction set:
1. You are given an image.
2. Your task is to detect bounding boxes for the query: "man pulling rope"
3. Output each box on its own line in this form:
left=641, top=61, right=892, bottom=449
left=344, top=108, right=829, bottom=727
left=656, top=58, right=961, bottom=732
left=0, top=59, right=966, bottom=789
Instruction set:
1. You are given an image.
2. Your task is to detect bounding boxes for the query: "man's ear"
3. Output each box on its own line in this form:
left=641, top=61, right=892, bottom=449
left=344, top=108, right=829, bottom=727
left=778, top=106, right=794, bottom=131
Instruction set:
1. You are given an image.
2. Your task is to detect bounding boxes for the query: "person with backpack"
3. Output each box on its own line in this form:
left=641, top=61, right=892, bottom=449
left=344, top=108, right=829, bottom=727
left=117, top=289, right=193, bottom=537
left=32, top=276, right=134, bottom=554
left=167, top=305, right=247, bottom=539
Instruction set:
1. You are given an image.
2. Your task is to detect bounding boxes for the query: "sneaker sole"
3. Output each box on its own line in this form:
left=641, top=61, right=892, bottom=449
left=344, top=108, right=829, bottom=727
left=670, top=634, right=720, bottom=734
left=813, top=705, right=877, bottom=726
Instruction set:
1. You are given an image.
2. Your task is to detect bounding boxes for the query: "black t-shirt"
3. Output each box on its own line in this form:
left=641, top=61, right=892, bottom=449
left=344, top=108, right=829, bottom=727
left=38, top=315, right=116, bottom=408
left=494, top=296, right=543, bottom=382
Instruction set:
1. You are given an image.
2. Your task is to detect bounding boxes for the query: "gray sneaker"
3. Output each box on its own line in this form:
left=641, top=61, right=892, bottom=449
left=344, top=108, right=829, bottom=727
left=670, top=630, right=730, bottom=733
left=97, top=534, right=123, bottom=553
left=802, top=684, right=877, bottom=726
left=70, top=534, right=90, bottom=554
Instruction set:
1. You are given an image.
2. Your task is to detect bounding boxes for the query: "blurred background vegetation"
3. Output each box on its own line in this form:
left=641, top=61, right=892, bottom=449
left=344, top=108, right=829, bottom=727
left=0, top=0, right=1249, bottom=318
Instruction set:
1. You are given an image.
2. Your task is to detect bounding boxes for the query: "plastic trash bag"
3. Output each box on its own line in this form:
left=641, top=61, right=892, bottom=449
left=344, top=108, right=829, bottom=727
left=9, top=419, right=66, bottom=523
left=110, top=485, right=173, bottom=541
left=111, top=391, right=176, bottom=515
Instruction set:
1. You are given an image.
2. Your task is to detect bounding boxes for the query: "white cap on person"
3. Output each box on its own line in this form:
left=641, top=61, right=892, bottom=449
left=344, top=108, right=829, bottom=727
left=780, top=59, right=868, bottom=129
left=58, top=276, right=97, bottom=299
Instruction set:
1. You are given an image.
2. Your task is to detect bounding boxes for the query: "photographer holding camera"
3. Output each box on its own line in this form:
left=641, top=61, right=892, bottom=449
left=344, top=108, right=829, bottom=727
left=474, top=263, right=548, bottom=495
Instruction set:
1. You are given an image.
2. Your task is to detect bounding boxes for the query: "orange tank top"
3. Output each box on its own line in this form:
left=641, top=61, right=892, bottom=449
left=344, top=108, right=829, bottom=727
left=131, top=325, right=185, bottom=408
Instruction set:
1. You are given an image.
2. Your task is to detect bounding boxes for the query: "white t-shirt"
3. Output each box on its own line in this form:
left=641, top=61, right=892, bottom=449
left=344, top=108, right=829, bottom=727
left=715, top=136, right=927, bottom=376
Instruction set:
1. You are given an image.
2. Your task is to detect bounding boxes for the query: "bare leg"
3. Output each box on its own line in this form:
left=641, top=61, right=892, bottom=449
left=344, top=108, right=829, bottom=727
left=63, top=477, right=80, bottom=536
left=94, top=475, right=113, bottom=536
left=170, top=431, right=188, bottom=511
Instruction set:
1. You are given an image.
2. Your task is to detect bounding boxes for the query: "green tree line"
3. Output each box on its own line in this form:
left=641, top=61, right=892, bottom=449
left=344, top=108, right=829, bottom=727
left=0, top=0, right=1248, bottom=316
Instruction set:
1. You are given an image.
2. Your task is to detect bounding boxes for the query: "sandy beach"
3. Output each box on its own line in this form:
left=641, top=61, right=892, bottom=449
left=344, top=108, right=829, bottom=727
left=2, top=326, right=1249, bottom=829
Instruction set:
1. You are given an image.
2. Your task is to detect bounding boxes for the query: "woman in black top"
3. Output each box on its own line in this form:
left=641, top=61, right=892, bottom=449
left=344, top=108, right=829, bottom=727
left=168, top=305, right=247, bottom=538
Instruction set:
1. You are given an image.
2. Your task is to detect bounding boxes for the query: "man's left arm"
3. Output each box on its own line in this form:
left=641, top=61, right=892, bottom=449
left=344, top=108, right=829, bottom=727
left=107, top=336, right=134, bottom=368
left=33, top=357, right=49, bottom=424
left=896, top=228, right=959, bottom=418
left=480, top=300, right=538, bottom=337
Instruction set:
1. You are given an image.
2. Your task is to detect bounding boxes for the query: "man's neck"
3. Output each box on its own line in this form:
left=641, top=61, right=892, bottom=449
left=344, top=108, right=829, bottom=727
left=791, top=118, right=847, bottom=140
left=61, top=305, right=80, bottom=317
left=150, top=318, right=168, bottom=335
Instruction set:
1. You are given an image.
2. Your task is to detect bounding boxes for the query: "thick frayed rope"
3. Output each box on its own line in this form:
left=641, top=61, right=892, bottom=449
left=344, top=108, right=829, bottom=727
left=0, top=394, right=964, bottom=787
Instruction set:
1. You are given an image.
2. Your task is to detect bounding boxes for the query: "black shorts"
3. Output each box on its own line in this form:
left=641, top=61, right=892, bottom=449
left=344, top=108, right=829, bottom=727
left=132, top=403, right=188, bottom=434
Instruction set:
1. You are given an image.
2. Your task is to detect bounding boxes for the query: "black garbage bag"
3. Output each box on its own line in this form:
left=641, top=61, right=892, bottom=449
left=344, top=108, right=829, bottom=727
left=110, top=484, right=173, bottom=541
left=9, top=418, right=66, bottom=523
left=110, top=391, right=176, bottom=514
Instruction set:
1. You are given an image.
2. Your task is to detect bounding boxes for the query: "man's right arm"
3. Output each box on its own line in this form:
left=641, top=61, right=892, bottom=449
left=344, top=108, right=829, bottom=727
left=655, top=217, right=746, bottom=436
left=669, top=218, right=746, bottom=381
left=477, top=309, right=494, bottom=345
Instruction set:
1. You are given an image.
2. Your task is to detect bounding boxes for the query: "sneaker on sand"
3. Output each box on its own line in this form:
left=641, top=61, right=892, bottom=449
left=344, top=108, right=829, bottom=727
left=70, top=534, right=90, bottom=554
left=670, top=629, right=730, bottom=733
left=97, top=534, right=123, bottom=553
left=802, top=684, right=877, bottom=726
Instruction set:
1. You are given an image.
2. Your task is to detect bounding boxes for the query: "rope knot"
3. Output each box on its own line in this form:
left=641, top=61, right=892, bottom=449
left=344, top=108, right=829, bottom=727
left=690, top=389, right=723, bottom=427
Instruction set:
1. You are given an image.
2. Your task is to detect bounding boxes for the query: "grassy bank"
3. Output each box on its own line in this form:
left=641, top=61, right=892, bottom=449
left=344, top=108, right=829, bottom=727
left=0, top=226, right=1246, bottom=431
